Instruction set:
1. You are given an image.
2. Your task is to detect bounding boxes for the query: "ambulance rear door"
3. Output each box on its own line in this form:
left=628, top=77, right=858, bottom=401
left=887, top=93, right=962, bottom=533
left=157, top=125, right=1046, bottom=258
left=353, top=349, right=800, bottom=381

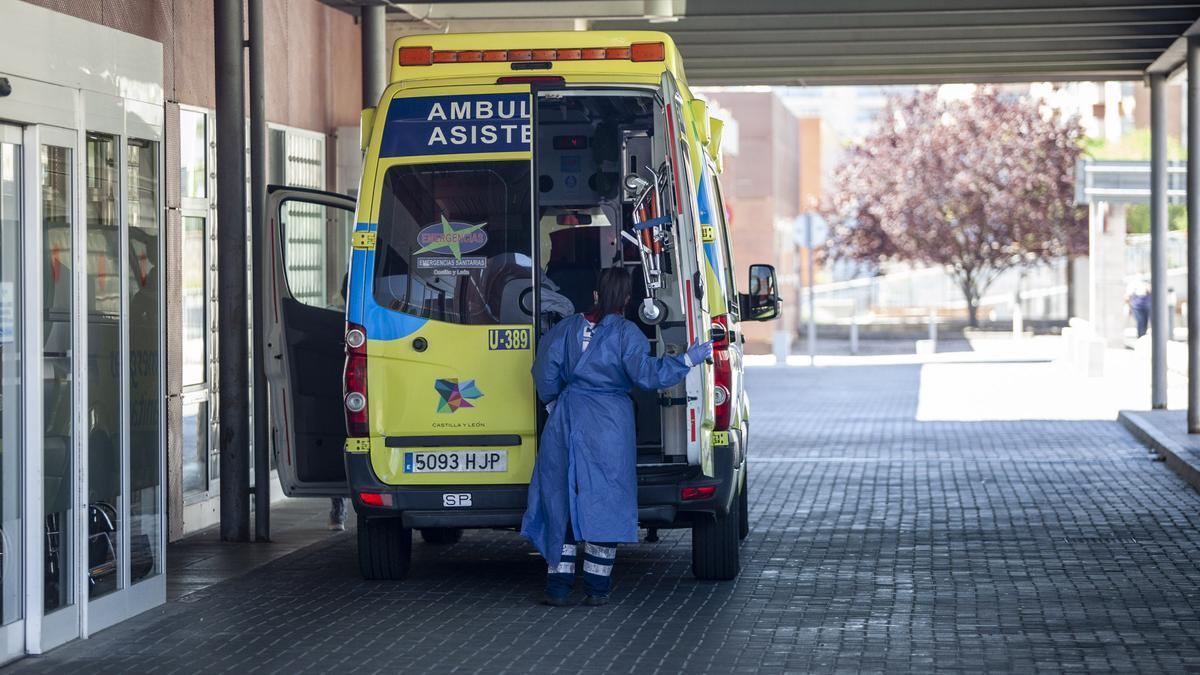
left=659, top=71, right=714, bottom=475
left=358, top=83, right=541, bottom=489
left=262, top=186, right=357, bottom=497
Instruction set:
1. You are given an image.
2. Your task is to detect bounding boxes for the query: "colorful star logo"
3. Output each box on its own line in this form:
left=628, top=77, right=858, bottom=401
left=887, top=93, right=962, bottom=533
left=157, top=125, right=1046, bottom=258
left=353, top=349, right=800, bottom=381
left=435, top=378, right=483, bottom=413
left=414, top=214, right=487, bottom=261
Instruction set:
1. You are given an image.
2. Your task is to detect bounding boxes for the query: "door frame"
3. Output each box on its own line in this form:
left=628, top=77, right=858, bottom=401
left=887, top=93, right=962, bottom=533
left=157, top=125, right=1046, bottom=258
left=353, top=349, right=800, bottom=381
left=5, top=117, right=167, bottom=656
left=83, top=119, right=168, bottom=635
left=0, top=121, right=28, bottom=663
left=25, top=122, right=84, bottom=654
left=178, top=104, right=221, bottom=517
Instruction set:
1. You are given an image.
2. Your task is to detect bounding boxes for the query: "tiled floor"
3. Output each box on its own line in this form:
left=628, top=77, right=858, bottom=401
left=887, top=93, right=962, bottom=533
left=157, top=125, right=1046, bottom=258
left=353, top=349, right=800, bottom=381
left=11, top=360, right=1200, bottom=673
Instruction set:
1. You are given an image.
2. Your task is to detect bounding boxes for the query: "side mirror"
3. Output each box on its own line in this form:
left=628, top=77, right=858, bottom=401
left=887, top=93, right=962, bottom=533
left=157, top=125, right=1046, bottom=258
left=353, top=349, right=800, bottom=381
left=740, top=264, right=781, bottom=322
left=360, top=107, right=376, bottom=151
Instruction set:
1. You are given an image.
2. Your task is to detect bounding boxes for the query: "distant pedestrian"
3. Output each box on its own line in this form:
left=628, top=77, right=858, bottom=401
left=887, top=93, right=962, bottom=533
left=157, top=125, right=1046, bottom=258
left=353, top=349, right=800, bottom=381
left=1126, top=279, right=1152, bottom=338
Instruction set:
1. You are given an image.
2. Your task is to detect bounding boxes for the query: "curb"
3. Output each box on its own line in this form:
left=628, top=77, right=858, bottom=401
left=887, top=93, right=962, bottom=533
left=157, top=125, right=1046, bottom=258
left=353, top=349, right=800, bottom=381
left=1118, top=410, right=1200, bottom=492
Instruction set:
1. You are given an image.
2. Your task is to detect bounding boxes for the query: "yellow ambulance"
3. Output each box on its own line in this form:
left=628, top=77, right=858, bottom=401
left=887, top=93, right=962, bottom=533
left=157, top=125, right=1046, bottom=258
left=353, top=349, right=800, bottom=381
left=261, top=31, right=780, bottom=582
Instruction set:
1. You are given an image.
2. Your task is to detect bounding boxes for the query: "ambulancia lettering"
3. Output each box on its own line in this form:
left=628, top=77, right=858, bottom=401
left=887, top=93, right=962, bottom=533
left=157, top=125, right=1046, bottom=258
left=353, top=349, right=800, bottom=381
left=380, top=93, right=532, bottom=157
left=427, top=99, right=529, bottom=121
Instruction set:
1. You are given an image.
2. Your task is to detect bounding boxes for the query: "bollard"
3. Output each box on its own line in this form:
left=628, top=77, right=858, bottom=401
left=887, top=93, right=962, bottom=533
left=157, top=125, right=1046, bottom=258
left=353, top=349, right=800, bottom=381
left=928, top=306, right=937, bottom=343
left=1168, top=294, right=1176, bottom=340
left=1060, top=325, right=1074, bottom=367
left=772, top=329, right=790, bottom=366
left=849, top=303, right=859, bottom=355
left=1012, top=301, right=1024, bottom=340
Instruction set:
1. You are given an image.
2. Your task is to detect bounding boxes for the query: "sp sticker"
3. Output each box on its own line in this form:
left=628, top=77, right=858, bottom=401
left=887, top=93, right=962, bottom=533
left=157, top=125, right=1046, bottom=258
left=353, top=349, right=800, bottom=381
left=443, top=493, right=472, bottom=507
left=489, top=328, right=530, bottom=351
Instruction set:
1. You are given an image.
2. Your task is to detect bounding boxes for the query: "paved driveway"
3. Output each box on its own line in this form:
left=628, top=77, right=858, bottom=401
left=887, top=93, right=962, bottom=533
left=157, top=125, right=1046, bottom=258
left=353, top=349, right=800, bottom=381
left=13, top=360, right=1200, bottom=673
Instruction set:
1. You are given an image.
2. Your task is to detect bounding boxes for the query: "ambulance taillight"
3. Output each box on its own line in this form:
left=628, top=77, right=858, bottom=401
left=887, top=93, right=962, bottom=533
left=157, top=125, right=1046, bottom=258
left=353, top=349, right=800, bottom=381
left=712, top=316, right=732, bottom=431
left=344, top=323, right=369, bottom=437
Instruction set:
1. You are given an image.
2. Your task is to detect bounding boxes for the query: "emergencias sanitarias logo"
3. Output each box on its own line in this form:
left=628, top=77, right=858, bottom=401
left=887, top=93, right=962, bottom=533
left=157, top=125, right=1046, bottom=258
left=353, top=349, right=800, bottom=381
left=435, top=378, right=483, bottom=413
left=415, top=215, right=487, bottom=260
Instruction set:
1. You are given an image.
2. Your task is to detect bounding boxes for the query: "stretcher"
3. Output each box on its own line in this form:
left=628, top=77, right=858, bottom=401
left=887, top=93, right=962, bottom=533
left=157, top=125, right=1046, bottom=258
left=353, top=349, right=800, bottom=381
left=621, top=163, right=673, bottom=324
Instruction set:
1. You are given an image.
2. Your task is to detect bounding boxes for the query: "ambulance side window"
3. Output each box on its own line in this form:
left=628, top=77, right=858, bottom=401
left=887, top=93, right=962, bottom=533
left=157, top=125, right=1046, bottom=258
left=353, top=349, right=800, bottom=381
left=278, top=200, right=355, bottom=312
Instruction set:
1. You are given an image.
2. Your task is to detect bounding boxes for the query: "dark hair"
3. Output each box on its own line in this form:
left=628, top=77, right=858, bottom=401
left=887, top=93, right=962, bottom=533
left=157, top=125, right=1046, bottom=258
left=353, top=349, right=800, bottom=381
left=592, top=267, right=632, bottom=316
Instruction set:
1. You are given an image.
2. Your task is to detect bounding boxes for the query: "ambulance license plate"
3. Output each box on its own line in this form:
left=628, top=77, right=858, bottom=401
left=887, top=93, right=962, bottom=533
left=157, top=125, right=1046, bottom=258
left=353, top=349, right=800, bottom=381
left=404, top=450, right=507, bottom=473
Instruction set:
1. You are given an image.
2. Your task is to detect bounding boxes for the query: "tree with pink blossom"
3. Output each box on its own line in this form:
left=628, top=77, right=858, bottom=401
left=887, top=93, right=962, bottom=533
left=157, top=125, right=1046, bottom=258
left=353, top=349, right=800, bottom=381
left=821, top=90, right=1088, bottom=326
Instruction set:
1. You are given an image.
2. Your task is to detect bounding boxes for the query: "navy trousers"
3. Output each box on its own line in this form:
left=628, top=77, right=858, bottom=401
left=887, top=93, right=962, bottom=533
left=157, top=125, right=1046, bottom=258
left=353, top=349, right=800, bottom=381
left=545, top=521, right=617, bottom=599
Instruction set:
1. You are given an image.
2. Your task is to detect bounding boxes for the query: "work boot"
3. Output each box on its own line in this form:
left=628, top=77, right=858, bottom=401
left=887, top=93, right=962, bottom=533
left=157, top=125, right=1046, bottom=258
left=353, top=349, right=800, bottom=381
left=542, top=594, right=572, bottom=607
left=328, top=498, right=347, bottom=531
left=583, top=595, right=609, bottom=607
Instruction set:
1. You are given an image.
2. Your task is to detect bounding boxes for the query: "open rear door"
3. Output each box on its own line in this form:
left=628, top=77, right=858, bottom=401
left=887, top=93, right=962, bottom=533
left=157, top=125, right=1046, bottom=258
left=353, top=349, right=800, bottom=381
left=660, top=71, right=714, bottom=476
left=262, top=186, right=357, bottom=496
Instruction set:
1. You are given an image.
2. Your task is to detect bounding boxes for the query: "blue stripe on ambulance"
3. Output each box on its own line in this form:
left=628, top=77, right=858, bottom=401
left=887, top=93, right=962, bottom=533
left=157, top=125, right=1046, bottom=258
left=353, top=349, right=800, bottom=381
left=695, top=166, right=729, bottom=302
left=349, top=221, right=430, bottom=341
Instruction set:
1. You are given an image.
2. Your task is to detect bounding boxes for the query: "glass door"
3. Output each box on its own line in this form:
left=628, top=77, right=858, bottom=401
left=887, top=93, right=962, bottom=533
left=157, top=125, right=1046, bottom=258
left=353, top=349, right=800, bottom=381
left=126, top=137, right=162, bottom=589
left=84, top=132, right=122, bottom=602
left=38, top=126, right=81, bottom=649
left=84, top=130, right=166, bottom=633
left=0, top=124, right=26, bottom=661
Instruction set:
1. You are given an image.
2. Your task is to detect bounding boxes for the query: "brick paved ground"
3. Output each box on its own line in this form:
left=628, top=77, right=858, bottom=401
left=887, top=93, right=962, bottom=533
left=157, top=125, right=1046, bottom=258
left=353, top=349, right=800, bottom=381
left=12, top=361, right=1200, bottom=673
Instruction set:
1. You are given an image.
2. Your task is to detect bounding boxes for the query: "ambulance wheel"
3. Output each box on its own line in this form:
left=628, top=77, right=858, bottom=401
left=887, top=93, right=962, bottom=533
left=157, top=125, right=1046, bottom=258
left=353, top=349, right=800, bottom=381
left=419, top=527, right=463, bottom=545
left=691, top=491, right=741, bottom=581
left=738, top=468, right=750, bottom=541
left=357, top=515, right=411, bottom=580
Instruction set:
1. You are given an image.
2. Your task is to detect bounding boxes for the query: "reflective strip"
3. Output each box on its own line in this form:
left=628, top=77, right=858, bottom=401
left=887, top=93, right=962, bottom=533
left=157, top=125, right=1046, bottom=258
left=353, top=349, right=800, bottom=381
left=583, top=560, right=613, bottom=577
left=585, top=543, right=616, bottom=559
left=548, top=561, right=575, bottom=574
left=562, top=544, right=577, bottom=557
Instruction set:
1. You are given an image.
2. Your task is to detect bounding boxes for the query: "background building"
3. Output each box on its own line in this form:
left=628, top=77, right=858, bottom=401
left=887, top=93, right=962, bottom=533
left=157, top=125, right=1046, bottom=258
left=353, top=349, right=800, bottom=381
left=703, top=89, right=829, bottom=353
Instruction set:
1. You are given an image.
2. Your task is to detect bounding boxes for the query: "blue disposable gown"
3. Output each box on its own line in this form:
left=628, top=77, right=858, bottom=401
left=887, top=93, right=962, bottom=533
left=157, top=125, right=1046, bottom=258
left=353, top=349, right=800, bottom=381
left=521, top=313, right=691, bottom=567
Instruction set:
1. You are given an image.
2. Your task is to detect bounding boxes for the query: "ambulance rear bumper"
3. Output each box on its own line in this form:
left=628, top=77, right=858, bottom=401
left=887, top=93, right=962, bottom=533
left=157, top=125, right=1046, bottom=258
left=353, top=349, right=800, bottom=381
left=345, top=439, right=738, bottom=530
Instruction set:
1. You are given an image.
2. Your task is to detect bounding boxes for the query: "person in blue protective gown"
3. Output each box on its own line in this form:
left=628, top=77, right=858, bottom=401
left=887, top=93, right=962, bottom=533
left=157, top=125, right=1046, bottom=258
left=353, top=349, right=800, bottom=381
left=521, top=267, right=712, bottom=607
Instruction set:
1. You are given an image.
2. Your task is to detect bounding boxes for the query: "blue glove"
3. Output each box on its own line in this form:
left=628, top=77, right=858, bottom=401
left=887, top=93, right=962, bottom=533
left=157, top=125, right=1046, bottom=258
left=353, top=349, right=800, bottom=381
left=684, top=340, right=713, bottom=367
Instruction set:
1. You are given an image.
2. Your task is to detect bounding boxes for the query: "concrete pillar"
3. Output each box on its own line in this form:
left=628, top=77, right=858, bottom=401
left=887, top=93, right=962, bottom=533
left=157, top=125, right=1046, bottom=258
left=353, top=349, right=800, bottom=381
left=1189, top=35, right=1200, bottom=430
left=361, top=6, right=388, bottom=108
left=1089, top=202, right=1128, bottom=349
left=1150, top=72, right=1168, bottom=409
left=248, top=0, right=270, bottom=541
left=214, top=0, right=250, bottom=542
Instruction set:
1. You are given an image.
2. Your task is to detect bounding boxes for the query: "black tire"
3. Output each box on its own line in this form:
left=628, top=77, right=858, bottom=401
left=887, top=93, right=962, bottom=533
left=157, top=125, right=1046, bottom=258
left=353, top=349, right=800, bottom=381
left=738, top=467, right=749, bottom=541
left=691, top=488, right=741, bottom=581
left=357, top=515, right=412, bottom=580
left=419, top=527, right=463, bottom=545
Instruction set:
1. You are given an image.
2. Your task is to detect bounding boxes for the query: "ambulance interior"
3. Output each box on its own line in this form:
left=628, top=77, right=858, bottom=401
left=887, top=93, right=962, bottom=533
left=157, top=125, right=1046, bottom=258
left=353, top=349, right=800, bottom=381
left=535, top=91, right=690, bottom=464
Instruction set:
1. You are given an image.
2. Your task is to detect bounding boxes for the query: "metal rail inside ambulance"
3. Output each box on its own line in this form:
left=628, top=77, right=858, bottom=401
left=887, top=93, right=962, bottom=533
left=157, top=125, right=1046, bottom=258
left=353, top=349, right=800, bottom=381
left=260, top=31, right=781, bottom=582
